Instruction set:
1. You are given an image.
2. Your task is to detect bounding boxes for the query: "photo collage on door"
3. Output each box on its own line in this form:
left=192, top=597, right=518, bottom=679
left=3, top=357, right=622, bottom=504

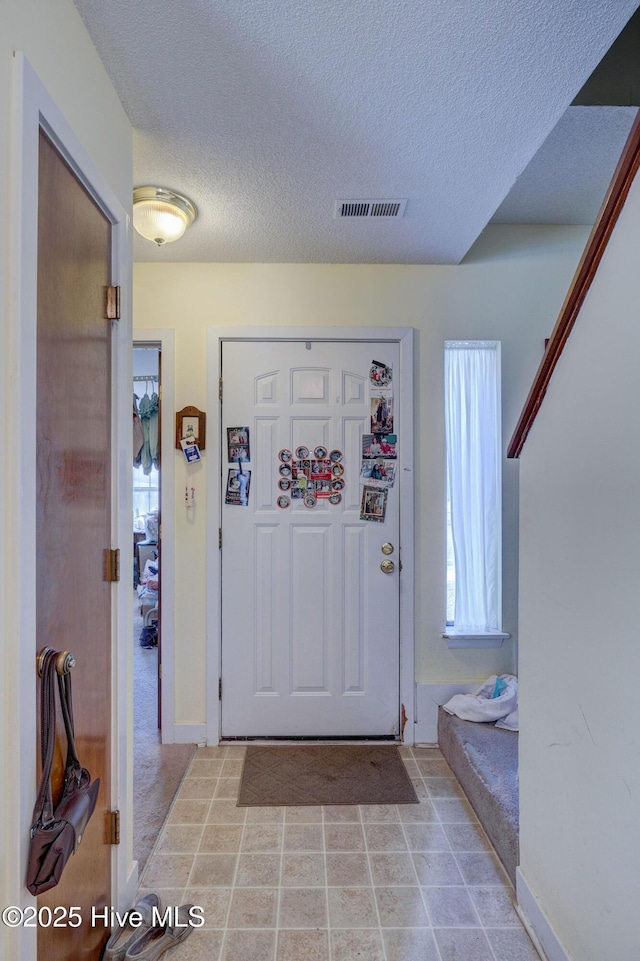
left=360, top=359, right=397, bottom=523
left=277, top=445, right=345, bottom=509
left=225, top=426, right=251, bottom=506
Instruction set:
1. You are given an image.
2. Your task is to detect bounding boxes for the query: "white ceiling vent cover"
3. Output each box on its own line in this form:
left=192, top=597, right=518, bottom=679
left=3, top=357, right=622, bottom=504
left=335, top=199, right=407, bottom=219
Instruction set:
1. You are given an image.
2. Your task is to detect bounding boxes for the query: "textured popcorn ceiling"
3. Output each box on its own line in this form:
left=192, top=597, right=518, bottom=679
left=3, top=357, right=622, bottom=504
left=74, top=0, right=639, bottom=264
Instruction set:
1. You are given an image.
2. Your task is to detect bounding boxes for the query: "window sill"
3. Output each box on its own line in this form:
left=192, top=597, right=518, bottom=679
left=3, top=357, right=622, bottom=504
left=441, top=629, right=510, bottom=649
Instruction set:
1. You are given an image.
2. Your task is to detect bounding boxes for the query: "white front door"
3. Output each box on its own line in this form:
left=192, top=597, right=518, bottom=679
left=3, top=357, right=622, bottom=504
left=221, top=339, right=401, bottom=737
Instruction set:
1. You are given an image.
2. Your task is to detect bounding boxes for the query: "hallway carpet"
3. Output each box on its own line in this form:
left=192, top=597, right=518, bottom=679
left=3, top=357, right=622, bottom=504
left=134, top=598, right=196, bottom=871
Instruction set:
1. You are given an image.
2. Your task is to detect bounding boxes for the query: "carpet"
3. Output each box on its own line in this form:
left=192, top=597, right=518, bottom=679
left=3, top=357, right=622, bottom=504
left=237, top=744, right=418, bottom=806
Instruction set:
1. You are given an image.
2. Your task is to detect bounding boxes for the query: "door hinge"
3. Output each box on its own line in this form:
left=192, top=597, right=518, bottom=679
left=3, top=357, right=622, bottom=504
left=219, top=678, right=222, bottom=700
left=109, top=810, right=120, bottom=845
left=218, top=377, right=223, bottom=400
left=103, top=548, right=120, bottom=582
left=158, top=663, right=162, bottom=680
left=106, top=285, right=121, bottom=321
left=219, top=528, right=222, bottom=550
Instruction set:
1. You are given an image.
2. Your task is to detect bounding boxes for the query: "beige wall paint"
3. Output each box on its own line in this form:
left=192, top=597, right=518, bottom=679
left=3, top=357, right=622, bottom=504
left=518, top=181, right=640, bottom=957
left=133, top=224, right=589, bottom=727
left=0, top=0, right=132, bottom=940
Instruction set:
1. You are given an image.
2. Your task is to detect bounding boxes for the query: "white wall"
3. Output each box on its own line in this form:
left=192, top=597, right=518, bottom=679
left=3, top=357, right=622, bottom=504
left=518, top=179, right=640, bottom=958
left=133, top=225, right=589, bottom=729
left=0, top=0, right=132, bottom=948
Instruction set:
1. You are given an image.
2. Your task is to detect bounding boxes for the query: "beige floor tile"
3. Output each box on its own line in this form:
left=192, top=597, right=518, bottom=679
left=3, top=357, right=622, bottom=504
left=323, top=805, right=361, bottom=822
left=199, top=824, right=243, bottom=853
left=214, top=777, right=240, bottom=799
left=363, top=823, right=408, bottom=851
left=168, top=799, right=210, bottom=824
left=222, top=745, right=247, bottom=759
left=397, top=800, right=438, bottom=823
left=424, top=776, right=466, bottom=799
left=156, top=824, right=204, bottom=854
left=178, top=777, right=219, bottom=800
left=241, top=823, right=283, bottom=852
left=220, top=759, right=244, bottom=777
left=226, top=887, right=278, bottom=928
left=421, top=885, right=480, bottom=926
left=186, top=887, right=232, bottom=927
left=374, top=885, right=430, bottom=927
left=173, top=928, right=223, bottom=961
left=245, top=805, right=285, bottom=823
left=369, top=852, right=418, bottom=885
left=412, top=852, right=464, bottom=885
left=455, top=851, right=511, bottom=886
left=278, top=887, right=328, bottom=928
left=485, top=927, right=542, bottom=961
left=207, top=800, right=246, bottom=824
left=469, top=885, right=521, bottom=925
left=431, top=798, right=478, bottom=823
left=330, top=929, right=385, bottom=961
left=434, top=927, right=494, bottom=961
left=143, top=854, right=194, bottom=888
left=359, top=804, right=400, bottom=822
left=403, top=822, right=451, bottom=852
left=281, top=853, right=326, bottom=886
left=324, top=823, right=366, bottom=852
left=283, top=822, right=324, bottom=851
left=416, top=758, right=454, bottom=777
left=189, top=759, right=225, bottom=778
left=276, top=929, right=329, bottom=961
left=193, top=746, right=228, bottom=759
left=327, top=887, right=378, bottom=928
left=188, top=853, right=238, bottom=887
left=284, top=805, right=323, bottom=823
left=382, top=927, right=441, bottom=961
left=235, top=853, right=281, bottom=887
left=411, top=747, right=444, bottom=759
left=325, top=852, right=371, bottom=886
left=443, top=821, right=492, bottom=852
left=221, top=929, right=276, bottom=961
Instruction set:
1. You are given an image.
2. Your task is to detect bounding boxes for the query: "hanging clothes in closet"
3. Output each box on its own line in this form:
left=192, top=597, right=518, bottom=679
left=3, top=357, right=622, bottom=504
left=137, top=380, right=159, bottom=475
left=133, top=394, right=144, bottom=467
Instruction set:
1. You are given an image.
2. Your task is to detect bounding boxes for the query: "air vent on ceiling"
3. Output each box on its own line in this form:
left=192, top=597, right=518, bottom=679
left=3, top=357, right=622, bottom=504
left=335, top=199, right=407, bottom=219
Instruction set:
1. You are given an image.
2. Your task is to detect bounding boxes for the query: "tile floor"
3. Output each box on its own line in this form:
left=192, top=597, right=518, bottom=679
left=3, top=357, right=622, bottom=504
left=137, top=744, right=542, bottom=961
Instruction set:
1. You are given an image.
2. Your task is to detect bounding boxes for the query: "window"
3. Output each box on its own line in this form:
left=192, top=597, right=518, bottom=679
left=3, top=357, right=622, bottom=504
left=444, top=341, right=502, bottom=633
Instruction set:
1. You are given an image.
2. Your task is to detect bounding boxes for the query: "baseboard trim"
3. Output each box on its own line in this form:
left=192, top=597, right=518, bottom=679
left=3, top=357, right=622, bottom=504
left=516, top=867, right=571, bottom=961
left=164, top=723, right=207, bottom=745
left=415, top=682, right=476, bottom=743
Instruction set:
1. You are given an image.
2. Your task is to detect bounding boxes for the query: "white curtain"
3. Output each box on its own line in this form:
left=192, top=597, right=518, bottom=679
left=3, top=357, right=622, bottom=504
left=445, top=343, right=500, bottom=631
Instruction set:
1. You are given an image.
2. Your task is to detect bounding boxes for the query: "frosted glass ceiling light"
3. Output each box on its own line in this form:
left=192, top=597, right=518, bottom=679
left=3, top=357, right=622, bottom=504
left=133, top=186, right=197, bottom=246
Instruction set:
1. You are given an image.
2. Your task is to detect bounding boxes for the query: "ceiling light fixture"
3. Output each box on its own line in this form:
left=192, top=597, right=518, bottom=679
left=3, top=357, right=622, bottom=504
left=132, top=186, right=198, bottom=246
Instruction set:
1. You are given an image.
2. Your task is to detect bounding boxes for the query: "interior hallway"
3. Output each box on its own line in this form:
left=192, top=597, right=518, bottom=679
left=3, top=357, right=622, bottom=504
left=135, top=744, right=541, bottom=961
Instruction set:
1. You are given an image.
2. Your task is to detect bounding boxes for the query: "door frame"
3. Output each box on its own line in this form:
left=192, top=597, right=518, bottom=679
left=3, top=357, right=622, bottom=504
left=133, top=330, right=177, bottom=741
left=7, top=54, right=134, bottom=961
left=206, top=326, right=415, bottom=745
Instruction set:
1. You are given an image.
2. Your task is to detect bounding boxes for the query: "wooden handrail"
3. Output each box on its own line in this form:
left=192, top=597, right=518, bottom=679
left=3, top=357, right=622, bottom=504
left=507, top=108, right=640, bottom=458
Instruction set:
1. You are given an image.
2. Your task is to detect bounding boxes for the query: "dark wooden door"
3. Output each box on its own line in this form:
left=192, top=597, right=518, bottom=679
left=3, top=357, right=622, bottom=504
left=36, top=130, right=112, bottom=961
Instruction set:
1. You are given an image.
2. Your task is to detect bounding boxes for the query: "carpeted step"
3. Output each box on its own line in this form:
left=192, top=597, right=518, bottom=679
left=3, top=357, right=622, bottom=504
left=437, top=706, right=519, bottom=884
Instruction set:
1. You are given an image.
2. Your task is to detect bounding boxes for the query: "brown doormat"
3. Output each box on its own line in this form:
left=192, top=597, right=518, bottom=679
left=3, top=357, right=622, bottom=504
left=237, top=744, right=418, bottom=806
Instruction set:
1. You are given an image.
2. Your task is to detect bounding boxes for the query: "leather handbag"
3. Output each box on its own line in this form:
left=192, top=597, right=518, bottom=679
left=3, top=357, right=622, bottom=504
left=26, top=649, right=100, bottom=896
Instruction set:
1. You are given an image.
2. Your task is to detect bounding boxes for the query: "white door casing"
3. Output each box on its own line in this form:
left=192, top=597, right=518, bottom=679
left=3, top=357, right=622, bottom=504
left=215, top=332, right=414, bottom=739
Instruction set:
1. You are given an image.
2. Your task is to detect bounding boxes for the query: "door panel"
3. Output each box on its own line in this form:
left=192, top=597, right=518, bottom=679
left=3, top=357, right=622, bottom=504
left=36, top=130, right=112, bottom=961
left=221, top=340, right=400, bottom=737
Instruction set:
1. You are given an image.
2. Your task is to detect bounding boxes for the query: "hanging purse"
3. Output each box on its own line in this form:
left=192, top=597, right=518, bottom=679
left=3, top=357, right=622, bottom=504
left=26, top=649, right=100, bottom=896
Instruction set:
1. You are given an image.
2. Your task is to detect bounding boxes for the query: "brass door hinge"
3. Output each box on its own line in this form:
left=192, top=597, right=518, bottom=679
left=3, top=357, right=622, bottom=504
left=103, top=548, right=120, bottom=583
left=219, top=528, right=222, bottom=550
left=218, top=377, right=223, bottom=400
left=109, top=810, right=120, bottom=845
left=106, top=286, right=121, bottom=320
left=219, top=678, right=222, bottom=700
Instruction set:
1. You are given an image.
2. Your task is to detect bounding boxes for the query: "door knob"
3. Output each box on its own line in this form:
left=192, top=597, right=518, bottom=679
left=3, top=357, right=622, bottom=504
left=381, top=542, right=394, bottom=555
left=380, top=559, right=395, bottom=574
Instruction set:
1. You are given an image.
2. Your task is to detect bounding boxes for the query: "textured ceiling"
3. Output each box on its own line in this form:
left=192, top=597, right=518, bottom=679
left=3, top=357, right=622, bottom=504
left=74, top=0, right=639, bottom=264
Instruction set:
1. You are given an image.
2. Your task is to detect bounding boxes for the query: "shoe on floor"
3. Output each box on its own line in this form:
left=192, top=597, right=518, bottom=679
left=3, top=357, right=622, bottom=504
left=124, top=904, right=195, bottom=960
left=103, top=893, right=160, bottom=961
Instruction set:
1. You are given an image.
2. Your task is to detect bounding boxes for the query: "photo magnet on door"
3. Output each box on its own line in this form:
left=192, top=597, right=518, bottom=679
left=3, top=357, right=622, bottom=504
left=227, top=427, right=250, bottom=462
left=225, top=468, right=251, bottom=506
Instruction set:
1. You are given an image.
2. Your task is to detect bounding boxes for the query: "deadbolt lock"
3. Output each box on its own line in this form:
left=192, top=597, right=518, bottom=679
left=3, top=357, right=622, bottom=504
left=381, top=542, right=394, bottom=555
left=380, top=559, right=395, bottom=574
